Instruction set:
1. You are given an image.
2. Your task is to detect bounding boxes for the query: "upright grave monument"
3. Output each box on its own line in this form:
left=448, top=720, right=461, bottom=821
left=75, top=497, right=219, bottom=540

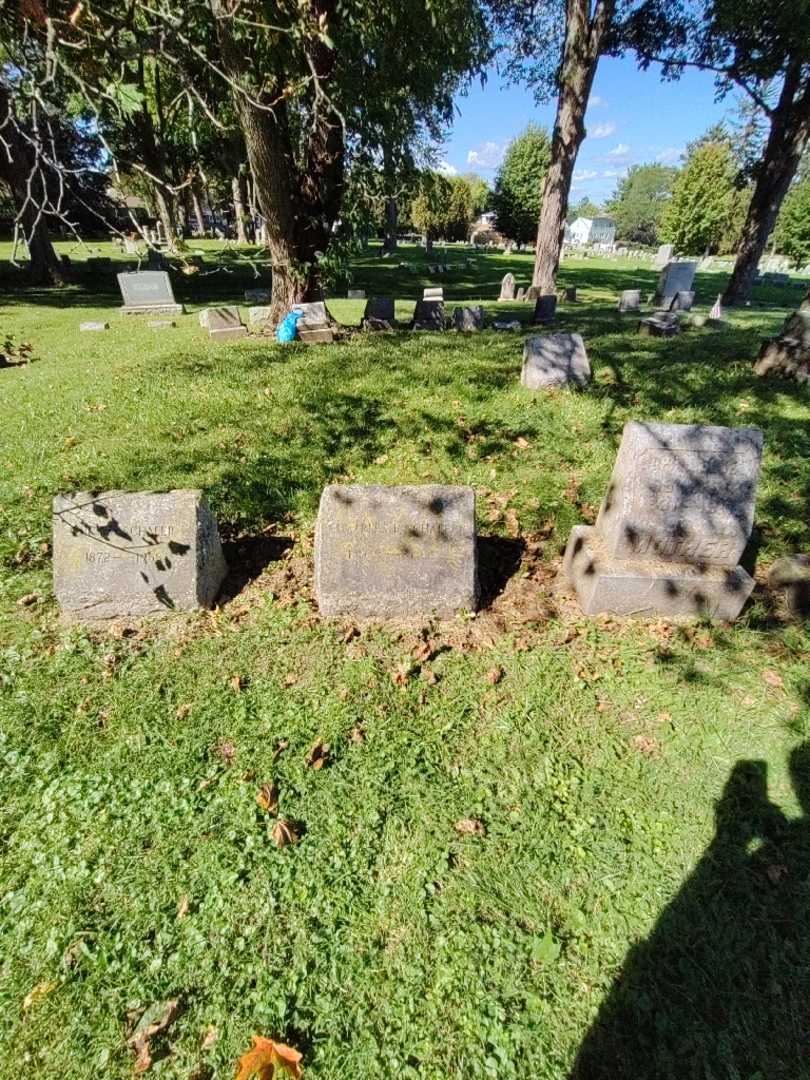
left=453, top=305, right=484, bottom=332
left=563, top=421, right=764, bottom=620
left=117, top=271, right=183, bottom=316
left=53, top=490, right=227, bottom=621
left=363, top=296, right=396, bottom=330
left=655, top=261, right=697, bottom=307
left=521, top=333, right=590, bottom=389
left=412, top=299, right=445, bottom=331
left=618, top=289, right=641, bottom=313
left=315, top=484, right=478, bottom=618
left=499, top=273, right=517, bottom=301
left=653, top=243, right=674, bottom=270
left=532, top=295, right=557, bottom=325
left=199, top=306, right=247, bottom=341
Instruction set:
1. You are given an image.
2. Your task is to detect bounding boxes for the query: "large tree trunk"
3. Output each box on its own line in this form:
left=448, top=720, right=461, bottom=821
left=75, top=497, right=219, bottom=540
left=532, top=0, right=615, bottom=292
left=232, top=174, right=248, bottom=243
left=383, top=197, right=398, bottom=253
left=151, top=182, right=179, bottom=250
left=191, top=182, right=207, bottom=237
left=210, top=0, right=344, bottom=324
left=723, top=73, right=810, bottom=305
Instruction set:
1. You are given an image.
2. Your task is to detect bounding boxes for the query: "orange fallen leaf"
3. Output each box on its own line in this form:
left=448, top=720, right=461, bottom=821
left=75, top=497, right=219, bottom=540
left=349, top=726, right=364, bottom=743
left=257, top=782, right=279, bottom=814
left=271, top=819, right=299, bottom=849
left=201, top=1025, right=218, bottom=1050
left=421, top=667, right=438, bottom=685
left=176, top=894, right=190, bottom=919
left=22, top=979, right=57, bottom=1010
left=236, top=1035, right=303, bottom=1080
left=305, top=740, right=330, bottom=770
left=230, top=674, right=245, bottom=693
left=272, top=739, right=289, bottom=762
left=514, top=436, right=530, bottom=450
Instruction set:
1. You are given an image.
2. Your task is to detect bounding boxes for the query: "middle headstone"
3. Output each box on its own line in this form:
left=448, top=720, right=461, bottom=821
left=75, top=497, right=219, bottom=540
left=654, top=243, right=674, bottom=270
left=363, top=296, right=396, bottom=329
left=521, top=333, right=590, bottom=389
left=499, top=273, right=517, bottom=301
left=117, top=271, right=183, bottom=316
left=532, top=295, right=557, bottom=325
left=315, top=484, right=478, bottom=618
left=412, top=299, right=445, bottom=331
left=200, top=306, right=247, bottom=341
left=618, top=289, right=641, bottom=313
left=453, top=305, right=485, bottom=332
left=655, top=261, right=697, bottom=307
left=563, top=420, right=764, bottom=620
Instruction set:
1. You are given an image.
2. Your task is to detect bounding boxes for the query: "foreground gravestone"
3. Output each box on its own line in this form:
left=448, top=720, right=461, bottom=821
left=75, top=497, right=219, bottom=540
left=363, top=296, right=396, bottom=329
left=200, top=306, right=247, bottom=341
left=499, top=273, right=517, bottom=301
left=244, top=288, right=271, bottom=304
left=618, top=289, right=641, bottom=313
left=655, top=261, right=697, bottom=306
left=412, top=299, right=445, bottom=331
left=768, top=555, right=810, bottom=619
left=118, top=271, right=183, bottom=315
left=654, top=243, right=674, bottom=270
left=522, top=333, right=590, bottom=389
left=53, top=490, right=227, bottom=621
left=315, top=484, right=477, bottom=618
left=453, top=305, right=484, bottom=332
left=532, top=295, right=557, bottom=325
left=295, top=301, right=336, bottom=343
left=563, top=421, right=763, bottom=620
left=755, top=297, right=810, bottom=383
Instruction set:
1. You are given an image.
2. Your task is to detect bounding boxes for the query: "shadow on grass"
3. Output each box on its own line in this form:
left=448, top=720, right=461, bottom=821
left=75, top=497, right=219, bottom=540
left=570, top=745, right=810, bottom=1080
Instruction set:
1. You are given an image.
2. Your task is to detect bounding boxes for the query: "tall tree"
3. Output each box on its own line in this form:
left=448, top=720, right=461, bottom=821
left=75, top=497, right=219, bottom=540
left=774, top=177, right=810, bottom=267
left=491, top=124, right=552, bottom=244
left=621, top=0, right=810, bottom=304
left=658, top=140, right=739, bottom=255
left=605, top=163, right=677, bottom=244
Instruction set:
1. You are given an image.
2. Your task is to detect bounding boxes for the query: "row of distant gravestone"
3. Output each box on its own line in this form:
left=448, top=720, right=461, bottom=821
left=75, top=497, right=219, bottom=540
left=51, top=420, right=809, bottom=627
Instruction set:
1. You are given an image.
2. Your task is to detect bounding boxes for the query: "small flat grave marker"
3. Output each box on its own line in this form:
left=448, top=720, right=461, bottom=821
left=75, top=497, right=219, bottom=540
left=80, top=321, right=109, bottom=332
left=315, top=484, right=478, bottom=618
left=53, top=489, right=227, bottom=621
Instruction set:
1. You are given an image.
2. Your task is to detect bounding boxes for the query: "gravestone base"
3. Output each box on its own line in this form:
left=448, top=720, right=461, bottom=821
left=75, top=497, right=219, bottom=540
left=639, top=314, right=680, bottom=336
left=210, top=326, right=248, bottom=342
left=121, top=303, right=183, bottom=316
left=563, top=525, right=754, bottom=621
left=299, top=326, right=336, bottom=344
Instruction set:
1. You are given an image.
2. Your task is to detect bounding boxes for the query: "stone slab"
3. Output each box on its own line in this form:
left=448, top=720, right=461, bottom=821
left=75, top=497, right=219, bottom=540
left=423, top=287, right=444, bottom=301
left=412, top=299, right=445, bottom=331
left=53, top=490, right=227, bottom=621
left=655, top=261, right=697, bottom=305
left=298, top=326, right=336, bottom=343
left=618, top=289, right=641, bottom=313
left=453, top=305, right=484, bottom=332
left=248, top=306, right=273, bottom=325
left=314, top=484, right=477, bottom=618
left=669, top=290, right=695, bottom=312
left=80, top=321, right=109, bottom=332
left=294, top=301, right=330, bottom=327
left=768, top=555, right=810, bottom=618
left=595, top=420, right=763, bottom=567
left=348, top=289, right=366, bottom=299
left=363, top=297, right=395, bottom=326
left=532, top=295, right=557, bottom=325
left=209, top=326, right=248, bottom=342
left=498, top=273, right=516, bottom=301
left=199, top=305, right=242, bottom=330
left=148, top=320, right=175, bottom=330
left=639, top=313, right=680, bottom=336
left=563, top=524, right=754, bottom=620
left=118, top=271, right=182, bottom=314
left=522, top=333, right=590, bottom=389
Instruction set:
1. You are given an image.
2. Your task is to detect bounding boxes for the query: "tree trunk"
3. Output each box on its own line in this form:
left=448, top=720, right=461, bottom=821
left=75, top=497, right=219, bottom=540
left=531, top=0, right=615, bottom=293
left=723, top=74, right=810, bottom=305
left=209, top=0, right=344, bottom=324
left=383, top=197, right=398, bottom=252
left=191, top=183, right=207, bottom=237
left=232, top=174, right=248, bottom=243
left=20, top=201, right=66, bottom=285
left=152, top=183, right=179, bottom=250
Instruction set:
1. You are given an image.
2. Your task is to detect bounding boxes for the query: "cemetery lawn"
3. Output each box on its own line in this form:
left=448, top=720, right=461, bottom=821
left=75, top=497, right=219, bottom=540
left=2, top=242, right=810, bottom=1080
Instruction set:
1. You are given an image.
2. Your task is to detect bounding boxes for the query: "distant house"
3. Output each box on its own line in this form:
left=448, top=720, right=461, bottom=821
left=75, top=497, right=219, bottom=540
left=470, top=211, right=507, bottom=247
left=568, top=216, right=616, bottom=246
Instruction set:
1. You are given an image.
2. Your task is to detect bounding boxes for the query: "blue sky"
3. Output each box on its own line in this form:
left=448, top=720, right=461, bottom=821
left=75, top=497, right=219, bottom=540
left=438, top=54, right=733, bottom=205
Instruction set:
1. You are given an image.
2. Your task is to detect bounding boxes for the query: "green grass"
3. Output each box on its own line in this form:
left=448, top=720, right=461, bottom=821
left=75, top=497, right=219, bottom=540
left=1, top=241, right=809, bottom=1079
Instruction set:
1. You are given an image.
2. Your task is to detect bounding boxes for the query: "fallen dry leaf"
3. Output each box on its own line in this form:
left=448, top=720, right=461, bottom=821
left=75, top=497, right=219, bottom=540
left=762, top=669, right=785, bottom=690
left=421, top=667, right=438, bottom=685
left=215, top=741, right=236, bottom=764
left=127, top=999, right=182, bottom=1074
left=236, top=1035, right=303, bottom=1080
left=349, top=726, right=364, bottom=744
left=176, top=703, right=192, bottom=720
left=282, top=673, right=298, bottom=688
left=631, top=734, right=660, bottom=755
left=201, top=1026, right=218, bottom=1051
left=412, top=640, right=434, bottom=664
left=176, top=895, right=190, bottom=919
left=305, top=740, right=330, bottom=770
left=391, top=664, right=411, bottom=686
left=16, top=592, right=39, bottom=607
left=22, top=979, right=57, bottom=1010
left=272, top=739, right=289, bottom=762
left=454, top=818, right=486, bottom=837
left=230, top=674, right=245, bottom=693
left=514, top=436, right=530, bottom=450
left=504, top=509, right=520, bottom=537
left=271, top=819, right=299, bottom=849
left=257, top=782, right=279, bottom=814
left=485, top=665, right=504, bottom=685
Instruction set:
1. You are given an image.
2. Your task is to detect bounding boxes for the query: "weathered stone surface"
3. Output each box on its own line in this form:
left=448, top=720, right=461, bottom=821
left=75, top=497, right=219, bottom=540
left=499, top=272, right=516, bottom=301
left=560, top=286, right=577, bottom=302
left=532, top=295, right=557, bottom=325
left=244, top=288, right=271, bottom=303
left=79, top=321, right=109, bottom=332
left=493, top=320, right=521, bottom=331
left=363, top=296, right=395, bottom=327
left=423, top=287, right=444, bottom=300
left=639, top=312, right=681, bottom=336
left=525, top=285, right=543, bottom=301
left=248, top=306, right=273, bottom=325
left=516, top=287, right=526, bottom=302
left=597, top=421, right=763, bottom=566
left=755, top=303, right=810, bottom=382
left=768, top=555, right=810, bottom=618
left=298, top=326, right=336, bottom=344
left=669, top=290, right=695, bottom=312
left=210, top=326, right=248, bottom=342
left=563, top=525, right=755, bottom=620
left=295, top=301, right=330, bottom=327
left=653, top=243, right=674, bottom=270
left=563, top=420, right=763, bottom=620
left=412, top=299, right=445, bottom=330
left=453, top=305, right=484, bottom=332
left=655, top=261, right=697, bottom=306
left=347, top=289, right=366, bottom=299
left=618, top=289, right=641, bottom=313
left=200, top=306, right=243, bottom=331
left=522, top=333, right=590, bottom=389
left=314, top=484, right=477, bottom=618
left=53, top=490, right=227, bottom=621
left=118, top=271, right=183, bottom=315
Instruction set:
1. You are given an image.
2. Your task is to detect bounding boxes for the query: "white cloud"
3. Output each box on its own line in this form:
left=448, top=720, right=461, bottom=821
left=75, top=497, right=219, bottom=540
left=589, top=121, right=616, bottom=139
left=606, top=143, right=631, bottom=158
left=590, top=94, right=608, bottom=108
left=437, top=160, right=458, bottom=177
left=602, top=168, right=628, bottom=178
left=656, top=146, right=684, bottom=164
left=572, top=169, right=599, bottom=187
left=466, top=141, right=505, bottom=169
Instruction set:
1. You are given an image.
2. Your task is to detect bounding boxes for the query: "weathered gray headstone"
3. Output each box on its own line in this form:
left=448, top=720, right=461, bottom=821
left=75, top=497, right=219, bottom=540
left=669, top=290, right=695, bottom=312
left=522, top=333, right=590, bottom=389
left=244, top=288, right=271, bottom=303
left=200, top=306, right=247, bottom=341
left=560, top=286, right=577, bottom=303
left=654, top=243, right=674, bottom=270
left=412, top=299, right=445, bottom=331
left=563, top=421, right=763, bottom=620
left=363, top=297, right=395, bottom=328
left=639, top=312, right=681, bottom=337
left=53, top=489, right=227, bottom=621
left=79, top=321, right=109, bottom=332
left=655, top=261, right=697, bottom=306
left=499, top=273, right=517, bottom=301
left=618, top=289, right=641, bottom=313
left=348, top=289, right=366, bottom=300
left=314, top=484, right=477, bottom=618
left=516, top=287, right=526, bottom=302
left=453, top=305, right=484, bottom=332
left=532, top=295, right=557, bottom=325
left=493, top=320, right=521, bottom=332
left=118, top=271, right=183, bottom=315
left=423, top=286, right=444, bottom=301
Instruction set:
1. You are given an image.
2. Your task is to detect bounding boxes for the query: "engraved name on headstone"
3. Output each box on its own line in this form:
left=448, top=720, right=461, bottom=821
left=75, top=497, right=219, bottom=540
left=53, top=489, right=227, bottom=621
left=315, top=484, right=478, bottom=618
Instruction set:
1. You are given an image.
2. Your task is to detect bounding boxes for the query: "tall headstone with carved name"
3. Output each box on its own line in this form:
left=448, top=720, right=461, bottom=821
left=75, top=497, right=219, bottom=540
left=117, top=271, right=183, bottom=315
left=655, top=261, right=697, bottom=307
left=53, top=490, right=227, bottom=621
left=315, top=484, right=477, bottom=618
left=563, top=421, right=763, bottom=620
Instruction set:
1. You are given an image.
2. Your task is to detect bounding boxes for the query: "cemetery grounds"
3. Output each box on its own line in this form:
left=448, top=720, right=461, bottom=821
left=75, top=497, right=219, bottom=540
left=1, top=240, right=809, bottom=1079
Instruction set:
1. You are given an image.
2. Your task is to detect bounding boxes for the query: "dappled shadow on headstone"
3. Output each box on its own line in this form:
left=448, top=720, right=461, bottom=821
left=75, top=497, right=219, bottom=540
left=218, top=533, right=294, bottom=604
left=569, top=745, right=810, bottom=1080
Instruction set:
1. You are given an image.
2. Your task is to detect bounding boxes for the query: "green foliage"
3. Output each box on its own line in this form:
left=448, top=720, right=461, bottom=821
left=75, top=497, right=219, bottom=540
left=409, top=173, right=477, bottom=241
left=606, top=164, right=678, bottom=245
left=461, top=172, right=493, bottom=217
left=774, top=178, right=810, bottom=267
left=492, top=124, right=551, bottom=244
left=567, top=197, right=602, bottom=223
left=659, top=140, right=740, bottom=255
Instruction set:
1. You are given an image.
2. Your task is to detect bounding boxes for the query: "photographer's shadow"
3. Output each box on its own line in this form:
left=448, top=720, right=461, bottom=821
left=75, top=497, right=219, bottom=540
left=572, top=745, right=810, bottom=1079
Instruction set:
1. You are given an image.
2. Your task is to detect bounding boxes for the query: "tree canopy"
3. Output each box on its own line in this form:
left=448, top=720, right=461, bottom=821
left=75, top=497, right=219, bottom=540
left=491, top=124, right=551, bottom=244
left=659, top=139, right=740, bottom=254
left=606, top=163, right=678, bottom=245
